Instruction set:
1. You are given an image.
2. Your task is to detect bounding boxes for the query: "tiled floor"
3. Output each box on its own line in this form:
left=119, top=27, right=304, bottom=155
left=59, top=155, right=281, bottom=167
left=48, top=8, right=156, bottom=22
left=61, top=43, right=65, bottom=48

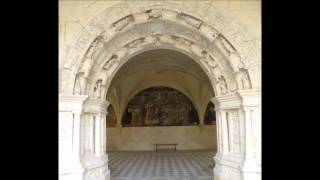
left=108, top=150, right=216, bottom=180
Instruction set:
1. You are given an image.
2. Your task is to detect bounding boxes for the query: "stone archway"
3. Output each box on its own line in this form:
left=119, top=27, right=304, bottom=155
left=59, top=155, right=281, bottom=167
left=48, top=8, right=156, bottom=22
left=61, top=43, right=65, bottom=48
left=59, top=2, right=261, bottom=180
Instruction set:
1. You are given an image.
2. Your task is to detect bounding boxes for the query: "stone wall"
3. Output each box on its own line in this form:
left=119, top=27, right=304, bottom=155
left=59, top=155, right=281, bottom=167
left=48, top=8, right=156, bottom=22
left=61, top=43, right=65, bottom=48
left=106, top=125, right=216, bottom=151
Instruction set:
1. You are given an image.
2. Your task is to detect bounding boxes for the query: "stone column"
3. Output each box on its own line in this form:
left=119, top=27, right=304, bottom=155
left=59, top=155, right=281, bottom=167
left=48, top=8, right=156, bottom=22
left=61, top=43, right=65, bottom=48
left=215, top=110, right=222, bottom=156
left=59, top=94, right=88, bottom=180
left=212, top=90, right=261, bottom=180
left=94, top=114, right=102, bottom=157
left=82, top=98, right=110, bottom=180
left=199, top=116, right=205, bottom=132
left=73, top=112, right=82, bottom=158
left=239, top=90, right=261, bottom=180
left=220, top=110, right=229, bottom=154
left=243, top=109, right=254, bottom=163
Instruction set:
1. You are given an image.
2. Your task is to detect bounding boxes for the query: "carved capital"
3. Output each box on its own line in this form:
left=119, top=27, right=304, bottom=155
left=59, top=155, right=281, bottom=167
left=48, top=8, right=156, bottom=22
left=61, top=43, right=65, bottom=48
left=83, top=98, right=110, bottom=114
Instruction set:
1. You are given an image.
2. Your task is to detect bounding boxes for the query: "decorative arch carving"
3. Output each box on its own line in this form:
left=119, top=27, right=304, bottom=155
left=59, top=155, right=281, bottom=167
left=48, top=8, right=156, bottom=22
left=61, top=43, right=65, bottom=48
left=60, top=3, right=260, bottom=98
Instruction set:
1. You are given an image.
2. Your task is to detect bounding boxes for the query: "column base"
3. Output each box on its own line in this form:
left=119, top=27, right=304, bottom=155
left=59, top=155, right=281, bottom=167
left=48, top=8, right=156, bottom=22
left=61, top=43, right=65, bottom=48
left=241, top=159, right=261, bottom=180
left=59, top=156, right=85, bottom=180
left=214, top=163, right=242, bottom=180
left=213, top=155, right=261, bottom=180
left=83, top=155, right=110, bottom=180
left=84, top=167, right=110, bottom=180
left=59, top=171, right=85, bottom=180
left=213, top=154, right=243, bottom=180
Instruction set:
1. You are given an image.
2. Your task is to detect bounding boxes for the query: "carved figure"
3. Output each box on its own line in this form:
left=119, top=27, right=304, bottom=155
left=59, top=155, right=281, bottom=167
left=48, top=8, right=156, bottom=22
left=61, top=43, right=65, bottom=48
left=93, top=79, right=103, bottom=98
left=237, top=71, right=251, bottom=90
left=229, top=52, right=244, bottom=73
left=84, top=36, right=104, bottom=60
left=218, top=77, right=228, bottom=94
left=74, top=72, right=87, bottom=95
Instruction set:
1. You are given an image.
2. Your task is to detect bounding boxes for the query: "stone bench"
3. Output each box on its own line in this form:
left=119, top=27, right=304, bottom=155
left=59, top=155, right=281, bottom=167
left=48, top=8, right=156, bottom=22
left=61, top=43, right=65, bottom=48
left=154, top=143, right=178, bottom=151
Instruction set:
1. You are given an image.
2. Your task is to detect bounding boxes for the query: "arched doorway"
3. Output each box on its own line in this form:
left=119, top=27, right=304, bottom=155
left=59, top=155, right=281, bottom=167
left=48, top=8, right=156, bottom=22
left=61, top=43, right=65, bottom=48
left=106, top=86, right=217, bottom=179
left=59, top=2, right=261, bottom=180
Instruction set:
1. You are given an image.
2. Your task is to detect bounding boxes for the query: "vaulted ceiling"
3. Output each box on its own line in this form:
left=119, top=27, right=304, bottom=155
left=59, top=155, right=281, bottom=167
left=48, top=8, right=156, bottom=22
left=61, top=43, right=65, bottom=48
left=106, top=49, right=215, bottom=122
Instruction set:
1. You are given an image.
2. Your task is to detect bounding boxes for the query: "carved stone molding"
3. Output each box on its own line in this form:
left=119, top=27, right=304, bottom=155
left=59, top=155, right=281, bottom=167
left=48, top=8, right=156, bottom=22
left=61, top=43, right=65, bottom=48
left=62, top=5, right=259, bottom=101
left=83, top=99, right=110, bottom=114
left=59, top=95, right=89, bottom=113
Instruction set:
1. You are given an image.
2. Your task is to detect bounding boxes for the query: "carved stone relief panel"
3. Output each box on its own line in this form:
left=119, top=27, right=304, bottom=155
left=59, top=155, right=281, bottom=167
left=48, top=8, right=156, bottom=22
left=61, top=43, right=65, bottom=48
left=229, top=110, right=241, bottom=154
left=124, top=37, right=146, bottom=49
left=199, top=24, right=220, bottom=42
left=74, top=72, right=87, bottom=95
left=146, top=9, right=162, bottom=20
left=93, top=79, right=103, bottom=99
left=218, top=76, right=228, bottom=95
left=236, top=69, right=252, bottom=90
left=171, top=35, right=194, bottom=47
left=112, top=15, right=134, bottom=32
left=103, top=54, right=118, bottom=71
left=176, top=12, right=203, bottom=29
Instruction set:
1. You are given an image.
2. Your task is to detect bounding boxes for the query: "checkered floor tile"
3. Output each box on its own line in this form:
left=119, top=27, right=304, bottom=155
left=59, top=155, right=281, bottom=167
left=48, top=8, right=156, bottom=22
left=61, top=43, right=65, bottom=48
left=108, top=150, right=216, bottom=180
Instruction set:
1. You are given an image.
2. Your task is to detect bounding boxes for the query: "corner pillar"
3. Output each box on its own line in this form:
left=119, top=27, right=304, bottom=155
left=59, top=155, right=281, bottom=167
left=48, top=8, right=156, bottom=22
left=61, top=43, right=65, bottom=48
left=59, top=94, right=88, bottom=180
left=212, top=90, right=261, bottom=180
left=82, top=98, right=111, bottom=180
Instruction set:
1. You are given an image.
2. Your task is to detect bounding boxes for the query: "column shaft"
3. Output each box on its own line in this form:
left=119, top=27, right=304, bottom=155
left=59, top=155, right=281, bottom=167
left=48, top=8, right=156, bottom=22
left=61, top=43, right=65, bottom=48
left=221, top=110, right=229, bottom=154
left=95, top=114, right=102, bottom=156
left=72, top=113, right=81, bottom=158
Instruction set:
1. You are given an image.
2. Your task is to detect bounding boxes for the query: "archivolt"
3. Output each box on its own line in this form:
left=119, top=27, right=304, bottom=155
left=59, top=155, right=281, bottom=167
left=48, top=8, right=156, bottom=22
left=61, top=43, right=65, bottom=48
left=60, top=2, right=260, bottom=98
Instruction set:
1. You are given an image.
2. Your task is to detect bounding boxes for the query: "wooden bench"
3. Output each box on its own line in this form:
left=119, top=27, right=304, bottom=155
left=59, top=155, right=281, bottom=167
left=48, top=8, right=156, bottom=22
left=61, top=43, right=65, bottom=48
left=154, top=143, right=178, bottom=151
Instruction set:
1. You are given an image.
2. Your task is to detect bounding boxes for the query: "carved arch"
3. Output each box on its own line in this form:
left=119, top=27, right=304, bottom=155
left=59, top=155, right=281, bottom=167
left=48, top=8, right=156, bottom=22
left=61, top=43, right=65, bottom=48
left=60, top=3, right=260, bottom=98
